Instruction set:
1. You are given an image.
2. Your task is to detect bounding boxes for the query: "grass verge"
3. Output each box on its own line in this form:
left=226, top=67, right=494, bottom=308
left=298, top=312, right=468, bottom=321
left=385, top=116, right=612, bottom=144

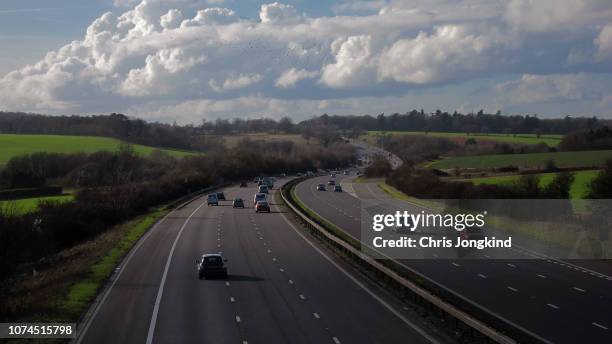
left=377, top=182, right=443, bottom=211
left=0, top=207, right=169, bottom=326
left=61, top=208, right=168, bottom=319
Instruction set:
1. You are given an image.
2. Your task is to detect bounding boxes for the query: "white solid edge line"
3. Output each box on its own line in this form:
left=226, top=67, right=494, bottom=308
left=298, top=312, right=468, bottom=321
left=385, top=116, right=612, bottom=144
left=277, top=203, right=439, bottom=344
left=74, top=209, right=175, bottom=344
left=146, top=201, right=208, bottom=344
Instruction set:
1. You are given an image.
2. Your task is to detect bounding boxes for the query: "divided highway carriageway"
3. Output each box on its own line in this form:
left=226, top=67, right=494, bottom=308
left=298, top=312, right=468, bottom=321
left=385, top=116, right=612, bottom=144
left=294, top=175, right=612, bottom=344
left=74, top=178, right=440, bottom=344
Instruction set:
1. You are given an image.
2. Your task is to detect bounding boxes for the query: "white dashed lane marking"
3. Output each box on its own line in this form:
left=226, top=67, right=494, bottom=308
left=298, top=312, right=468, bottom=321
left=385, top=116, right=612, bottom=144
left=537, top=274, right=547, bottom=279
left=235, top=315, right=241, bottom=323
left=332, top=337, right=341, bottom=344
left=592, top=322, right=609, bottom=330
left=313, top=313, right=320, bottom=319
left=451, top=262, right=460, bottom=267
left=477, top=273, right=487, bottom=279
left=573, top=287, right=586, bottom=292
left=547, top=303, right=560, bottom=310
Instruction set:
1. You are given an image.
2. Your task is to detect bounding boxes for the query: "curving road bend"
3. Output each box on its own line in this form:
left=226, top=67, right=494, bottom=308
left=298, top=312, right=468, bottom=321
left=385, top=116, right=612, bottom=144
left=295, top=175, right=612, bottom=344
left=75, top=179, right=438, bottom=344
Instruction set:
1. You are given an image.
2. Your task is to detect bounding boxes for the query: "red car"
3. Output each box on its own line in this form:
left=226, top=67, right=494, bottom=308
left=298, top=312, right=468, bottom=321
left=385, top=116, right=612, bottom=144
left=255, top=201, right=270, bottom=213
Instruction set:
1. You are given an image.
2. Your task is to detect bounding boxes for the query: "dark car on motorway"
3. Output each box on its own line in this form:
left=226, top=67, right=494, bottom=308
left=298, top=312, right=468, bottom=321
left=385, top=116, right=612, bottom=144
left=253, top=192, right=267, bottom=205
left=197, top=253, right=228, bottom=279
left=255, top=200, right=270, bottom=213
left=233, top=198, right=245, bottom=208
left=334, top=185, right=342, bottom=192
left=239, top=181, right=248, bottom=187
left=207, top=193, right=219, bottom=206
left=216, top=192, right=226, bottom=200
left=317, top=184, right=326, bottom=191
left=258, top=185, right=269, bottom=194
left=328, top=179, right=335, bottom=186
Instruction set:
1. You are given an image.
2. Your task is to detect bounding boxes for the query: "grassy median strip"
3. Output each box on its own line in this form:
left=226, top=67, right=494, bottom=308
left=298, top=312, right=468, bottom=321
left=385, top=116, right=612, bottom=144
left=61, top=208, right=168, bottom=319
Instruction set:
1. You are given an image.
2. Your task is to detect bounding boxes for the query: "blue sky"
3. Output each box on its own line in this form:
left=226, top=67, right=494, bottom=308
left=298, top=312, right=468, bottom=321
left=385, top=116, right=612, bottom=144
left=0, top=0, right=611, bottom=123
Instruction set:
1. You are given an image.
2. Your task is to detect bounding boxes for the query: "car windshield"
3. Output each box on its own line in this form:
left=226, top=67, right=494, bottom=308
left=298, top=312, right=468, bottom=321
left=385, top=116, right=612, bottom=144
left=208, top=194, right=216, bottom=199
left=204, top=256, right=222, bottom=266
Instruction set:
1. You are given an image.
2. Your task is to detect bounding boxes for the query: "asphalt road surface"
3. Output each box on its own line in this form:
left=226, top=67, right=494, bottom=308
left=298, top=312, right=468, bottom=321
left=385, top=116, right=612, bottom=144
left=75, top=179, right=438, bottom=344
left=295, top=175, right=612, bottom=344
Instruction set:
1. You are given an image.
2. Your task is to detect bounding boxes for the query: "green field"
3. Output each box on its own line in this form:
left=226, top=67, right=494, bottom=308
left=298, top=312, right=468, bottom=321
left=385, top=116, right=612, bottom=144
left=466, top=170, right=600, bottom=199
left=0, top=194, right=74, bottom=214
left=367, top=131, right=563, bottom=147
left=207, top=133, right=319, bottom=148
left=0, top=134, right=196, bottom=165
left=430, top=150, right=612, bottom=170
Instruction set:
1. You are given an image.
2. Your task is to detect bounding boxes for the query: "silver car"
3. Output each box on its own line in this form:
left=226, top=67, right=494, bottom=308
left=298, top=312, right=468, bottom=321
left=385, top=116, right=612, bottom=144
left=253, top=193, right=267, bottom=205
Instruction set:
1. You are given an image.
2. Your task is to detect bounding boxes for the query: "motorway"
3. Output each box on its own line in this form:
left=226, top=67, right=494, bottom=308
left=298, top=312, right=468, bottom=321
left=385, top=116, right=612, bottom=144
left=75, top=179, right=439, bottom=344
left=295, top=175, right=612, bottom=344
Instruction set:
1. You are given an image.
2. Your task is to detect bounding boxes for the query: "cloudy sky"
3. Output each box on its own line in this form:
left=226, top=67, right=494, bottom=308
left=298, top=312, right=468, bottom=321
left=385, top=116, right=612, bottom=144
left=1, top=0, right=611, bottom=123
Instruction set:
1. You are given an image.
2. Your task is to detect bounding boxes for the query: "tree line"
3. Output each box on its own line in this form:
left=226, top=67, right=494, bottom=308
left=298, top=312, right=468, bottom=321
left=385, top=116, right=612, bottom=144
left=2, top=111, right=611, bottom=152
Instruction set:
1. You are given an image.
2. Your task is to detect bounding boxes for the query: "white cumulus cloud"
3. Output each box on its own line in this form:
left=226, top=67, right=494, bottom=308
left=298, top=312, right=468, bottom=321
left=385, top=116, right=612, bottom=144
left=378, top=25, right=506, bottom=84
left=276, top=68, right=319, bottom=88
left=209, top=73, right=263, bottom=92
left=260, top=2, right=302, bottom=24
left=0, top=0, right=611, bottom=121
